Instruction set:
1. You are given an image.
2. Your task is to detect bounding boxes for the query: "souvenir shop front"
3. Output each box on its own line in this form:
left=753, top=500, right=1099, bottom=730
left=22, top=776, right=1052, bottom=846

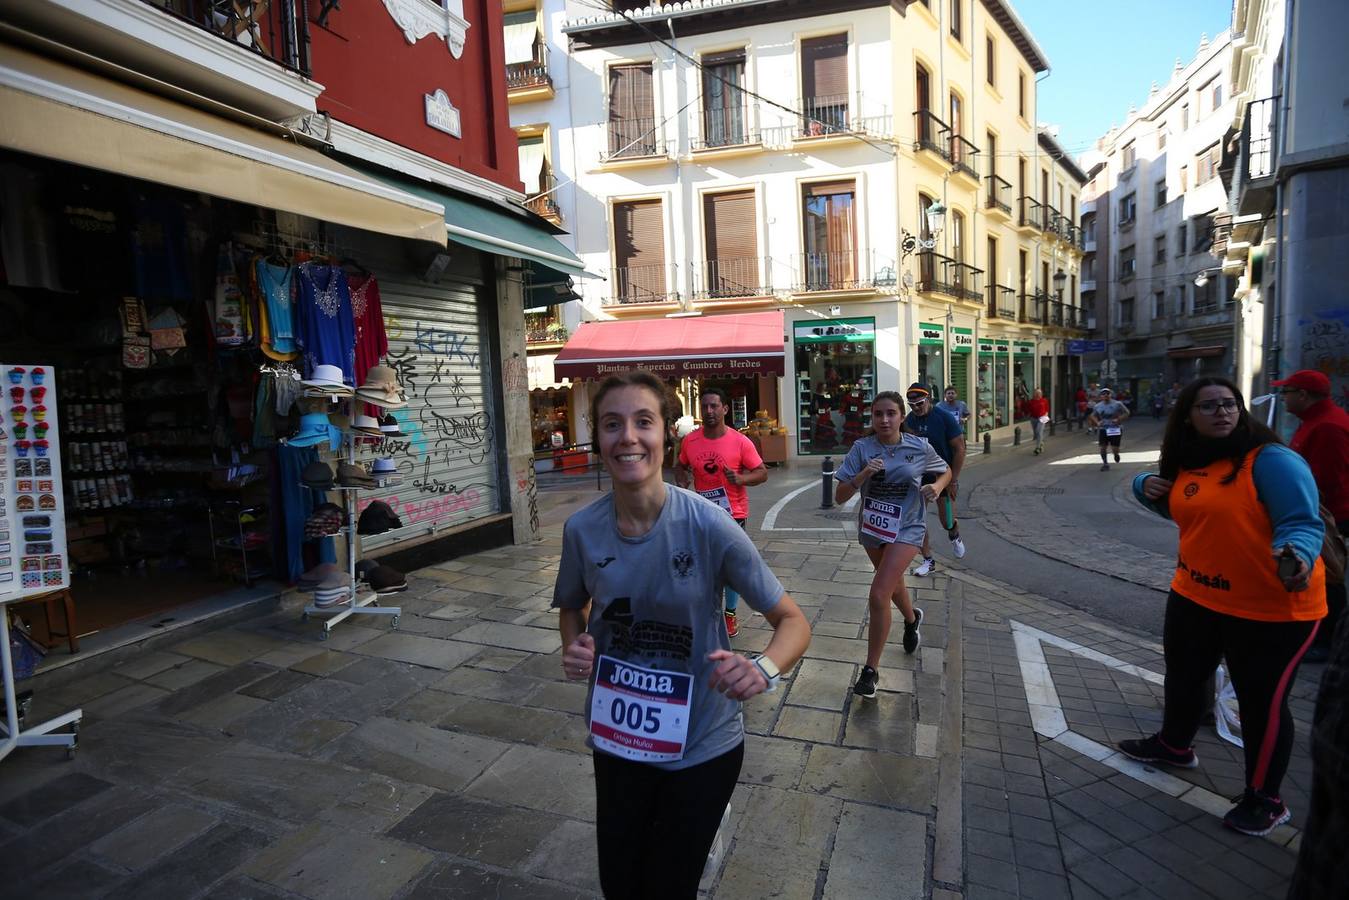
left=791, top=317, right=877, bottom=457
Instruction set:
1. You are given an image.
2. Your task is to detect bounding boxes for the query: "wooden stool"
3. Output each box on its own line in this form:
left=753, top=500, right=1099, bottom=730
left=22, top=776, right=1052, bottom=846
left=10, top=588, right=79, bottom=655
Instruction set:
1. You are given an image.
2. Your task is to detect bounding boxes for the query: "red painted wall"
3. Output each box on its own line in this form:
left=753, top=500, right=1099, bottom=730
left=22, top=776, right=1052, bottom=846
left=308, top=0, right=520, bottom=193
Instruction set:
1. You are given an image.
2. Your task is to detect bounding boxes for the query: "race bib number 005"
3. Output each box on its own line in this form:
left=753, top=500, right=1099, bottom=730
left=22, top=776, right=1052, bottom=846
left=590, top=655, right=693, bottom=762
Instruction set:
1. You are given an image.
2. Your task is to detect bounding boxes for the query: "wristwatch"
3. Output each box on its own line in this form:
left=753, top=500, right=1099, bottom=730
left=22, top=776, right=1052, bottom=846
left=751, top=654, right=780, bottom=693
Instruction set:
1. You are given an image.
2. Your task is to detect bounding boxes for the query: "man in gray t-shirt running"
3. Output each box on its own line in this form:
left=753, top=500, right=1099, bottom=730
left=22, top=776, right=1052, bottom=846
left=1087, top=387, right=1130, bottom=471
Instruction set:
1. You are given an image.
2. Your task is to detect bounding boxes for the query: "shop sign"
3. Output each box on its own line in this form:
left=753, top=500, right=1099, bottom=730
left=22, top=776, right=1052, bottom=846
left=994, top=341, right=1010, bottom=354
left=977, top=341, right=996, bottom=354
left=1068, top=339, right=1107, bottom=354
left=1013, top=341, right=1035, bottom=356
left=951, top=328, right=973, bottom=353
left=919, top=322, right=945, bottom=345
left=564, top=356, right=785, bottom=379
left=792, top=317, right=875, bottom=344
left=424, top=89, right=462, bottom=138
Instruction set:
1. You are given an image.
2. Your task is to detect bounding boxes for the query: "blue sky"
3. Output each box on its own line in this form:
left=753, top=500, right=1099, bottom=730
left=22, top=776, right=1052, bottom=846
left=1009, top=0, right=1235, bottom=159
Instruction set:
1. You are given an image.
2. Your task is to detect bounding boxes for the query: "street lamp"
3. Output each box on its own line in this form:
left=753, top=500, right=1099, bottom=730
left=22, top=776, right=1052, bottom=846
left=901, top=201, right=946, bottom=258
left=1194, top=271, right=1209, bottom=287
left=1053, top=267, right=1067, bottom=300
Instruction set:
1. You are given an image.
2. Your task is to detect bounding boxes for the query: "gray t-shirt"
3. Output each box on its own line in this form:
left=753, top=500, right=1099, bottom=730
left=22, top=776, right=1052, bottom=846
left=1092, top=400, right=1128, bottom=427
left=553, top=486, right=784, bottom=771
left=836, top=434, right=948, bottom=548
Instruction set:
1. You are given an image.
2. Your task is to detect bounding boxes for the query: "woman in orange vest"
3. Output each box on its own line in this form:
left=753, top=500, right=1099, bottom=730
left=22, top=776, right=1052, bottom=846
left=1124, top=376, right=1325, bottom=837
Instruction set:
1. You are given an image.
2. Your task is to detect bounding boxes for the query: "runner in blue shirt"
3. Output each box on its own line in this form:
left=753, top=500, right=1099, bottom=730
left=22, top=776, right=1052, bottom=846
left=903, top=383, right=967, bottom=576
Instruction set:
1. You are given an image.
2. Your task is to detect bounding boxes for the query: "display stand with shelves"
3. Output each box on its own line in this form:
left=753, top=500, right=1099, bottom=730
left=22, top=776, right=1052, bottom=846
left=298, top=400, right=400, bottom=641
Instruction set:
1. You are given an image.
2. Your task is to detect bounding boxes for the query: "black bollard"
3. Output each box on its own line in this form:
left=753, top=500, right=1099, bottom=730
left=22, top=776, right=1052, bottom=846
left=983, top=432, right=992, bottom=455
left=1013, top=426, right=1021, bottom=446
left=821, top=457, right=835, bottom=508
left=1049, top=418, right=1056, bottom=437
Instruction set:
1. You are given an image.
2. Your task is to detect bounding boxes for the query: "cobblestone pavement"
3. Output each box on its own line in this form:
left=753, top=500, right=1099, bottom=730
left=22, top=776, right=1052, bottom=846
left=0, top=475, right=1323, bottom=899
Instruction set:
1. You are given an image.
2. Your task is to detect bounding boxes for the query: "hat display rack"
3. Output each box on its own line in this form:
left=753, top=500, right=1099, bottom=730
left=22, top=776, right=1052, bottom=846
left=285, top=367, right=406, bottom=640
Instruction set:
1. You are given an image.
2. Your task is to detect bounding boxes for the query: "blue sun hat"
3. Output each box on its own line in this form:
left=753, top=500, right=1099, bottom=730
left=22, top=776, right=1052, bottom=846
left=287, top=412, right=342, bottom=451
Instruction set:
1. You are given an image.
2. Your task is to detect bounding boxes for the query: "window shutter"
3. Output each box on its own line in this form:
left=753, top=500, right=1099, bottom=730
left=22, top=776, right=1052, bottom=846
left=614, top=200, right=666, bottom=300
left=609, top=64, right=654, bottom=121
left=801, top=35, right=848, bottom=100
left=704, top=191, right=758, bottom=294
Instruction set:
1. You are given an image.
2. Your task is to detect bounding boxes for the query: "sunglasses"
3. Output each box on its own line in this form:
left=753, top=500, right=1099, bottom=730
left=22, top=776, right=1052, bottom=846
left=1195, top=399, right=1240, bottom=415
left=906, top=394, right=928, bottom=403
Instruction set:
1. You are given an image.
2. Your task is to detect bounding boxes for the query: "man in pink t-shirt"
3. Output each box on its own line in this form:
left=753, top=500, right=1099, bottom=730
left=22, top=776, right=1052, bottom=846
left=677, top=387, right=768, bottom=637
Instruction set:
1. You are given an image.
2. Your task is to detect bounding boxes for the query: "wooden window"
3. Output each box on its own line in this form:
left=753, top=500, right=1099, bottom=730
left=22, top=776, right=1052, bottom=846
left=1155, top=178, right=1167, bottom=206
left=802, top=181, right=856, bottom=290
left=612, top=199, right=666, bottom=301
left=1153, top=291, right=1165, bottom=318
left=608, top=64, right=655, bottom=157
left=1018, top=157, right=1027, bottom=200
left=1154, top=234, right=1166, bottom=263
left=1196, top=143, right=1220, bottom=183
left=1120, top=245, right=1136, bottom=279
left=801, top=34, right=849, bottom=132
left=1018, top=71, right=1026, bottom=118
left=1122, top=141, right=1136, bottom=169
left=702, top=51, right=747, bottom=147
left=950, top=0, right=962, bottom=41
left=986, top=131, right=996, bottom=177
left=951, top=210, right=966, bottom=263
left=703, top=190, right=759, bottom=296
left=986, top=36, right=995, bottom=85
left=1119, top=193, right=1136, bottom=223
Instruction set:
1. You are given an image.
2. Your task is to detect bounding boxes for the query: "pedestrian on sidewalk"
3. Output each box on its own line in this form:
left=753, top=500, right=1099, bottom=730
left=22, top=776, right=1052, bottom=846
left=1028, top=388, right=1050, bottom=455
left=1088, top=387, right=1130, bottom=470
left=1124, top=376, right=1326, bottom=837
left=554, top=370, right=811, bottom=899
left=1075, top=384, right=1090, bottom=429
left=834, top=391, right=950, bottom=698
left=901, top=383, right=966, bottom=576
left=1272, top=369, right=1349, bottom=664
left=676, top=386, right=768, bottom=638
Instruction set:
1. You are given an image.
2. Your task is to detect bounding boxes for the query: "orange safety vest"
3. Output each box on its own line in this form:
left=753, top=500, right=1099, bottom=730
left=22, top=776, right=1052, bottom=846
left=1169, top=447, right=1326, bottom=622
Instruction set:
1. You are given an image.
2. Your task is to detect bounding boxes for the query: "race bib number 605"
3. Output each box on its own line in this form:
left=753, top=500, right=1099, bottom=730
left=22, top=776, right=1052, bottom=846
left=590, top=655, right=693, bottom=762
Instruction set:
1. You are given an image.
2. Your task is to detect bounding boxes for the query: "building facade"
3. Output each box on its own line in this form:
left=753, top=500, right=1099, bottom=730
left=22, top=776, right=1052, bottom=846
left=1078, top=31, right=1238, bottom=405
left=550, top=0, right=1087, bottom=458
left=1220, top=0, right=1349, bottom=428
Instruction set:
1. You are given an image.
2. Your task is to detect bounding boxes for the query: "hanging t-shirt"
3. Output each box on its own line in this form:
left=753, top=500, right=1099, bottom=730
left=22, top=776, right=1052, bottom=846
left=346, top=272, right=388, bottom=385
left=295, top=262, right=356, bottom=384
left=256, top=259, right=298, bottom=355
left=552, top=487, right=783, bottom=771
left=678, top=428, right=763, bottom=520
left=836, top=434, right=948, bottom=548
left=130, top=190, right=192, bottom=301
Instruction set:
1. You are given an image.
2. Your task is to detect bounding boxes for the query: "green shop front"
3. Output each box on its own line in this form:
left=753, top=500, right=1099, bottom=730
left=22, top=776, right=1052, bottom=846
left=792, top=317, right=876, bottom=455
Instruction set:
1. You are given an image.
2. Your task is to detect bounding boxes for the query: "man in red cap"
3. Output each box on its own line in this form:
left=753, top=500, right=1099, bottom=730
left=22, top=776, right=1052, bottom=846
left=1273, top=368, right=1347, bottom=661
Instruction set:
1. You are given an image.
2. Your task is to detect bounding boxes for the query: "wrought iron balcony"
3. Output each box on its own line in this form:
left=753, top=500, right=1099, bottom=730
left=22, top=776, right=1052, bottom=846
left=1018, top=196, right=1043, bottom=230
left=989, top=284, right=1017, bottom=320
left=913, top=110, right=952, bottom=161
left=946, top=259, right=984, bottom=301
left=140, top=0, right=310, bottom=75
left=507, top=41, right=552, bottom=92
left=984, top=174, right=1012, bottom=216
left=1243, top=95, right=1278, bottom=181
left=1042, top=206, right=1062, bottom=238
left=795, top=249, right=876, bottom=293
left=693, top=99, right=760, bottom=150
left=694, top=256, right=771, bottom=300
left=1020, top=291, right=1047, bottom=324
left=606, top=263, right=679, bottom=306
left=525, top=310, right=568, bottom=344
left=948, top=134, right=980, bottom=182
left=602, top=117, right=666, bottom=162
left=1047, top=300, right=1066, bottom=327
left=797, top=93, right=853, bottom=138
left=524, top=173, right=562, bottom=224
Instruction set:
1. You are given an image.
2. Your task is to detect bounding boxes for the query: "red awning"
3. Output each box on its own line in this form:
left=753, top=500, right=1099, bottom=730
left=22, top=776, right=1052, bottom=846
left=1166, top=345, right=1226, bottom=359
left=553, top=312, right=785, bottom=380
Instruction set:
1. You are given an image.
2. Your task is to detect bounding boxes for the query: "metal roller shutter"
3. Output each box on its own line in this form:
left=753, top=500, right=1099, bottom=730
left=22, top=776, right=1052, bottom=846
left=357, top=273, right=500, bottom=551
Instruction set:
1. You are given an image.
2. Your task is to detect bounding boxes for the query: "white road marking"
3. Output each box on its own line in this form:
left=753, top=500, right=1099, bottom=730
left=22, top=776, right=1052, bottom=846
left=762, top=480, right=850, bottom=533
left=1048, top=450, right=1161, bottom=466
left=1008, top=620, right=1300, bottom=845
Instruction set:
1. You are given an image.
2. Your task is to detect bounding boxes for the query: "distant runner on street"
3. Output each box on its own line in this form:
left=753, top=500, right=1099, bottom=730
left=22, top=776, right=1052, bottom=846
left=1088, top=386, right=1130, bottom=471
left=677, top=387, right=767, bottom=638
left=834, top=391, right=949, bottom=697
left=902, top=383, right=966, bottom=576
left=937, top=387, right=970, bottom=429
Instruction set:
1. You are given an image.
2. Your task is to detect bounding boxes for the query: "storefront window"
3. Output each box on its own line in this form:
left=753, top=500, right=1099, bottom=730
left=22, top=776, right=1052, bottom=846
left=531, top=389, right=571, bottom=451
left=1013, top=347, right=1035, bottom=421
left=793, top=317, right=875, bottom=455
left=994, top=348, right=1009, bottom=428
left=976, top=349, right=995, bottom=431
left=917, top=322, right=945, bottom=398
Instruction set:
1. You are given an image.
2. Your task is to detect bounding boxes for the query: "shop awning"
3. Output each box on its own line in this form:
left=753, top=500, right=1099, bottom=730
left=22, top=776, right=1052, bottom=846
left=0, top=44, right=446, bottom=245
left=361, top=168, right=593, bottom=284
left=554, top=311, right=785, bottom=380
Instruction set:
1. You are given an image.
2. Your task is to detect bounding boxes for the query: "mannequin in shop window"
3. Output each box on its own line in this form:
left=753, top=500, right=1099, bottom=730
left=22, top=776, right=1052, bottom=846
left=813, top=402, right=838, bottom=450
left=840, top=385, right=865, bottom=447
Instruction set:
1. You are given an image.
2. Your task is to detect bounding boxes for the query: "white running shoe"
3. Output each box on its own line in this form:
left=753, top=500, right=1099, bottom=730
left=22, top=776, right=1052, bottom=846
left=913, top=557, right=936, bottom=576
left=952, top=537, right=967, bottom=558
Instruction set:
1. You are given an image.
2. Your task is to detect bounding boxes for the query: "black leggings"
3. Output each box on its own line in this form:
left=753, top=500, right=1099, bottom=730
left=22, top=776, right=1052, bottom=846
left=593, top=742, right=743, bottom=899
left=1160, top=591, right=1318, bottom=797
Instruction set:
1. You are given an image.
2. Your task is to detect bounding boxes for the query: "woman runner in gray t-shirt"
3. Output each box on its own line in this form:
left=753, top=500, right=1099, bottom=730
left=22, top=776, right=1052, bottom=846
left=555, top=370, right=811, bottom=898
left=834, top=392, right=951, bottom=698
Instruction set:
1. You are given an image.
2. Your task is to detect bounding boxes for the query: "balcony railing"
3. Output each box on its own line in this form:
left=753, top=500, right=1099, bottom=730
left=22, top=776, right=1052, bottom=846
left=693, top=99, right=760, bottom=150
left=984, top=174, right=1012, bottom=215
left=1243, top=95, right=1279, bottom=181
left=524, top=310, right=567, bottom=344
left=795, top=249, right=876, bottom=292
left=607, top=263, right=678, bottom=306
left=947, top=259, right=984, bottom=301
left=506, top=41, right=551, bottom=92
left=989, top=284, right=1017, bottom=320
left=798, top=93, right=853, bottom=138
left=1047, top=300, right=1066, bottom=327
left=1019, top=196, right=1043, bottom=230
left=949, top=134, right=980, bottom=181
left=694, top=256, right=770, bottom=300
left=1042, top=206, right=1062, bottom=238
left=524, top=173, right=562, bottom=223
left=141, top=0, right=310, bottom=75
left=603, top=117, right=666, bottom=161
left=1020, top=291, right=1047, bottom=324
left=913, top=110, right=951, bottom=160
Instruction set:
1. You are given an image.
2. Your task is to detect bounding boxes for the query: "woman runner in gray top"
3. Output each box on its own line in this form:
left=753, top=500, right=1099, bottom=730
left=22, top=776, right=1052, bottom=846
left=834, top=392, right=951, bottom=698
left=555, top=370, right=811, bottom=898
